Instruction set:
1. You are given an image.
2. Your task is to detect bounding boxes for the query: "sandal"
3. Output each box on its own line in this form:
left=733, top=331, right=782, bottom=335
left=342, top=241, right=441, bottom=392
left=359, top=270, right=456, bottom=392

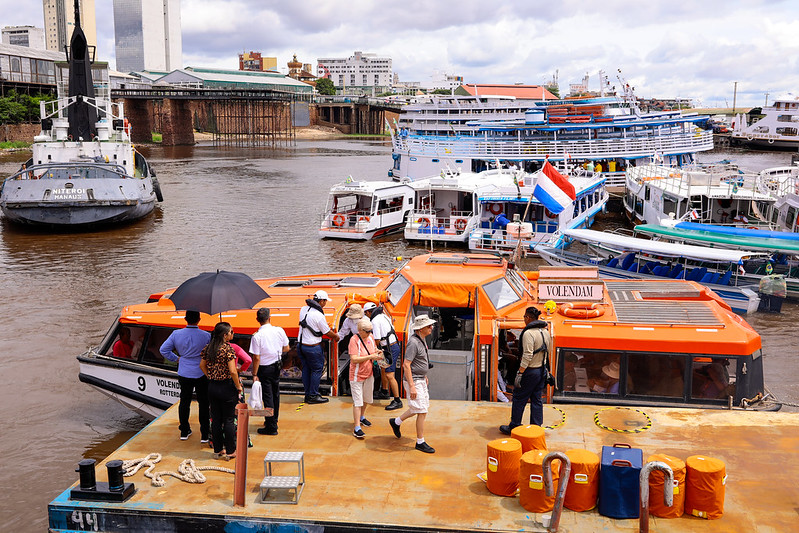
left=214, top=452, right=229, bottom=461
left=226, top=453, right=237, bottom=460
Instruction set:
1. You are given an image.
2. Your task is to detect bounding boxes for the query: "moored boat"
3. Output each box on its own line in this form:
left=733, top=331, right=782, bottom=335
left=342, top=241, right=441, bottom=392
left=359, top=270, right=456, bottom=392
left=731, top=94, right=799, bottom=150
left=78, top=252, right=772, bottom=417
left=0, top=2, right=161, bottom=228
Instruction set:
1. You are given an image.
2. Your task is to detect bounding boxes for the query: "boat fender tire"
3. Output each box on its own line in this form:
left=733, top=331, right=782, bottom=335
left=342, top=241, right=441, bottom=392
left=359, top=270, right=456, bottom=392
left=333, top=214, right=346, bottom=227
left=559, top=302, right=605, bottom=319
left=488, top=203, right=502, bottom=215
left=152, top=178, right=164, bottom=202
left=768, top=138, right=775, bottom=144
left=746, top=134, right=754, bottom=141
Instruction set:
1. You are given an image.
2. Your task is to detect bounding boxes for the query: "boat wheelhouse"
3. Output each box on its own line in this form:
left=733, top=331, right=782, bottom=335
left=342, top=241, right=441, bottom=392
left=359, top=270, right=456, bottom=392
left=731, top=94, right=799, bottom=150
left=319, top=178, right=414, bottom=240
left=78, top=253, right=771, bottom=418
left=623, top=163, right=776, bottom=226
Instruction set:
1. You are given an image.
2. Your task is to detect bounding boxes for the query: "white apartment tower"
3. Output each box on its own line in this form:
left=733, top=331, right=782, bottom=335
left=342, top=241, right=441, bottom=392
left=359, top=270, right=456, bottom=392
left=2, top=26, right=47, bottom=49
left=42, top=0, right=97, bottom=53
left=317, top=51, right=392, bottom=93
left=113, top=0, right=182, bottom=73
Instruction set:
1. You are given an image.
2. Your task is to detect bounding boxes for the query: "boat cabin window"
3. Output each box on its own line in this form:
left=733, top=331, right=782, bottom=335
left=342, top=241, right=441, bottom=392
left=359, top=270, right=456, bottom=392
left=340, top=276, right=381, bottom=288
left=386, top=274, right=411, bottom=306
left=104, top=325, right=147, bottom=361
left=141, top=328, right=179, bottom=368
left=691, top=358, right=735, bottom=400
left=663, top=195, right=678, bottom=218
left=776, top=127, right=798, bottom=136
left=482, top=277, right=521, bottom=310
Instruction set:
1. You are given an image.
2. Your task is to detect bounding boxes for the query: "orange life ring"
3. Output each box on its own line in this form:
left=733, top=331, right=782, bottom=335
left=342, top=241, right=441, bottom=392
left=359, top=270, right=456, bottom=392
left=454, top=218, right=467, bottom=231
left=558, top=302, right=605, bottom=319
left=332, top=214, right=346, bottom=227
left=417, top=217, right=430, bottom=228
left=488, top=203, right=502, bottom=215
left=545, top=208, right=558, bottom=219
left=358, top=215, right=370, bottom=223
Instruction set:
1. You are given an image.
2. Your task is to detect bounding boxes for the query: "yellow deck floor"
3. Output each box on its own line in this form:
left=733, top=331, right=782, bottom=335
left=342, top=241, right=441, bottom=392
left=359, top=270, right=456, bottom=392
left=57, top=396, right=799, bottom=532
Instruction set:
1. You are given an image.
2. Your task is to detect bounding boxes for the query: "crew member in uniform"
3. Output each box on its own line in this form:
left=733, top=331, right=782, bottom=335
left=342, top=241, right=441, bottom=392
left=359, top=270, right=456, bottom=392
left=250, top=308, right=289, bottom=435
left=500, top=306, right=550, bottom=434
left=298, top=290, right=340, bottom=404
left=364, top=302, right=403, bottom=411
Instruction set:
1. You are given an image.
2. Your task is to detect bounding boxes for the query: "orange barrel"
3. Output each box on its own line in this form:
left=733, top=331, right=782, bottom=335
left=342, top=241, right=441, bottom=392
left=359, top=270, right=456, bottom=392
left=685, top=455, right=726, bottom=519
left=511, top=425, right=546, bottom=453
left=646, top=454, right=686, bottom=518
left=486, top=438, right=522, bottom=496
left=564, top=449, right=600, bottom=512
left=519, top=450, right=560, bottom=513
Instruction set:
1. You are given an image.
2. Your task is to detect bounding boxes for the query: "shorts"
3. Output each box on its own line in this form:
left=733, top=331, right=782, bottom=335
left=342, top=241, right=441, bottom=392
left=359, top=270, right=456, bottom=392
left=350, top=375, right=374, bottom=407
left=381, top=343, right=400, bottom=373
left=407, top=378, right=429, bottom=414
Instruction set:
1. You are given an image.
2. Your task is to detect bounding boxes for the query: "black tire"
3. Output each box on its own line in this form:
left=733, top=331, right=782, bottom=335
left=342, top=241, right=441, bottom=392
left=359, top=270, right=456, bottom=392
left=152, top=177, right=164, bottom=202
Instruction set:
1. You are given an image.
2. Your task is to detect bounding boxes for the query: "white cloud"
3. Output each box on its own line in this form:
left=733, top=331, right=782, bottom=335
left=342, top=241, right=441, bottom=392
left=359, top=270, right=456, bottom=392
left=2, top=0, right=797, bottom=106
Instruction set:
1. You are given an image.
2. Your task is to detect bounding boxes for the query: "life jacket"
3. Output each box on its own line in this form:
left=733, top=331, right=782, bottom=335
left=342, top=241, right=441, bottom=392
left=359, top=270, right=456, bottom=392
left=518, top=320, right=549, bottom=358
left=299, top=298, right=325, bottom=340
left=370, top=305, right=398, bottom=345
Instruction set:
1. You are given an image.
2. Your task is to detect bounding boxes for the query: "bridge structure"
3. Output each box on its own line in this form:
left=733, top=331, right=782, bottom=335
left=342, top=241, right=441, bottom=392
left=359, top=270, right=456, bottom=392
left=111, top=89, right=403, bottom=146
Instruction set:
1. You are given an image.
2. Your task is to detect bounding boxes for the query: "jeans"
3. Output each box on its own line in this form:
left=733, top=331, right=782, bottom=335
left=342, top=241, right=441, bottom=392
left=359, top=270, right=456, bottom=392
left=510, top=366, right=545, bottom=427
left=177, top=375, right=209, bottom=437
left=257, top=361, right=281, bottom=431
left=297, top=343, right=324, bottom=398
left=208, top=379, right=238, bottom=454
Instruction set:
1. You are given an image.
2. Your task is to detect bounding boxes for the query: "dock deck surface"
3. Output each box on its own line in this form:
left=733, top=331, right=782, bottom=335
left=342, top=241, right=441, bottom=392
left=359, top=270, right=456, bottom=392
left=50, top=396, right=799, bottom=532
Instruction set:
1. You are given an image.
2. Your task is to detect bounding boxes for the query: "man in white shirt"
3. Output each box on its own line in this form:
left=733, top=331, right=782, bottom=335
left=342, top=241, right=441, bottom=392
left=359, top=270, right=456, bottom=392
left=250, top=308, right=289, bottom=435
left=298, top=290, right=340, bottom=404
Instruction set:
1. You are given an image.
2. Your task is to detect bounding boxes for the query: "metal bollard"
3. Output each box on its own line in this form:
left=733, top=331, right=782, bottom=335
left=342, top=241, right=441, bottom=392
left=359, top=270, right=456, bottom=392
left=639, top=461, right=673, bottom=533
left=106, top=460, right=125, bottom=491
left=76, top=459, right=97, bottom=491
left=542, top=452, right=571, bottom=533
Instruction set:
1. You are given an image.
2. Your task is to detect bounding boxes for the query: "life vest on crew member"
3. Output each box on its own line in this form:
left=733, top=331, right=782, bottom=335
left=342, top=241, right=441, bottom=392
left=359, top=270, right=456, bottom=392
left=518, top=320, right=549, bottom=359
left=299, top=298, right=325, bottom=342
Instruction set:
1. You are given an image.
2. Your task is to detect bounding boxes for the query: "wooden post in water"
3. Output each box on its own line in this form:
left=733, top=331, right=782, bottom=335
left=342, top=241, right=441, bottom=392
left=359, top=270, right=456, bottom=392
left=233, top=404, right=273, bottom=506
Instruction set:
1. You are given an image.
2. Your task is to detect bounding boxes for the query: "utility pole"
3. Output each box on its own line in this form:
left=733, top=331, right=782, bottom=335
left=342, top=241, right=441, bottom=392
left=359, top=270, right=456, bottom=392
left=764, top=92, right=769, bottom=107
left=732, top=81, right=738, bottom=115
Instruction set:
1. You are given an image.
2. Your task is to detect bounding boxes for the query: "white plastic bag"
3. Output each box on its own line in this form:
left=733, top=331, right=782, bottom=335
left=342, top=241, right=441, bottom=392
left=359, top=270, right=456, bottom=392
left=248, top=381, right=264, bottom=410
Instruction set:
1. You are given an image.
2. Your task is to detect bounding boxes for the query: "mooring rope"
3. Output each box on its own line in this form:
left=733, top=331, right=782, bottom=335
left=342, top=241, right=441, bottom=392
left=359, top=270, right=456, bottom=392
left=121, top=453, right=235, bottom=487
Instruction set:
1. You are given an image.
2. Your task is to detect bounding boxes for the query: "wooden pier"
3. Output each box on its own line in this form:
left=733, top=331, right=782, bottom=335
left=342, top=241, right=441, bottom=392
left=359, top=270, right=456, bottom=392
left=49, top=396, right=799, bottom=532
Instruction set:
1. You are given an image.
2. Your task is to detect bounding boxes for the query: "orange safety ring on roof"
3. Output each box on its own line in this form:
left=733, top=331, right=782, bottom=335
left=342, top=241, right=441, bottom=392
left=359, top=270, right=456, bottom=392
left=358, top=215, right=370, bottom=223
left=559, top=302, right=605, bottom=319
left=332, top=214, right=346, bottom=227
left=489, top=203, right=502, bottom=215
left=454, top=218, right=467, bottom=231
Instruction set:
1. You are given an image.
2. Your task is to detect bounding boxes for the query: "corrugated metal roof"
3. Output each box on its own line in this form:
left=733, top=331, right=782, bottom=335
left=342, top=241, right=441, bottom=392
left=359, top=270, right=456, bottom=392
left=460, top=84, right=557, bottom=100
left=0, top=43, right=65, bottom=61
left=605, top=280, right=724, bottom=325
left=163, top=67, right=311, bottom=91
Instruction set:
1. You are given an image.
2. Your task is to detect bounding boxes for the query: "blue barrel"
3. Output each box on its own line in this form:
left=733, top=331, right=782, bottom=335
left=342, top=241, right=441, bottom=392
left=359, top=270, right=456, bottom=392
left=599, top=443, right=642, bottom=519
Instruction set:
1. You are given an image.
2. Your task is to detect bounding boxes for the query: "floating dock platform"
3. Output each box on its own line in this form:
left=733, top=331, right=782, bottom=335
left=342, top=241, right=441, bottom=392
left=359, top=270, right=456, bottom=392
left=49, top=396, right=799, bottom=532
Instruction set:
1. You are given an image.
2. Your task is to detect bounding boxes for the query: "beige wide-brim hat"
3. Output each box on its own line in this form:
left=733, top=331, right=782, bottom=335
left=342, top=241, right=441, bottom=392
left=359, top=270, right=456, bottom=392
left=602, top=361, right=620, bottom=380
left=346, top=304, right=364, bottom=319
left=412, top=314, right=437, bottom=331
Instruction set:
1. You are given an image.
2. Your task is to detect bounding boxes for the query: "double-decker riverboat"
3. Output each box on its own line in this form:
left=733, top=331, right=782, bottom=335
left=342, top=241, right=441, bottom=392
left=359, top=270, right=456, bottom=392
left=77, top=253, right=773, bottom=417
left=731, top=94, right=799, bottom=150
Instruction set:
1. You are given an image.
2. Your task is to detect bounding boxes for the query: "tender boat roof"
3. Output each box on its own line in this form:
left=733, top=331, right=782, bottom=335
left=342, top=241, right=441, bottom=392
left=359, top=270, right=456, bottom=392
left=563, top=228, right=770, bottom=262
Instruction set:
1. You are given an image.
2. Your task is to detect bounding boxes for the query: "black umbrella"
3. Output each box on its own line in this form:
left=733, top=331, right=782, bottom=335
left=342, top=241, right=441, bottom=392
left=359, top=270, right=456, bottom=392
left=167, top=270, right=269, bottom=317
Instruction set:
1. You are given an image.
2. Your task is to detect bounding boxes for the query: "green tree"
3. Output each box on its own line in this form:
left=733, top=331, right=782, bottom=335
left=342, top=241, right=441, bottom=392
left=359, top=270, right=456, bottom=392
left=0, top=90, right=49, bottom=123
left=315, top=78, right=336, bottom=95
left=431, top=89, right=451, bottom=95
left=545, top=84, right=560, bottom=98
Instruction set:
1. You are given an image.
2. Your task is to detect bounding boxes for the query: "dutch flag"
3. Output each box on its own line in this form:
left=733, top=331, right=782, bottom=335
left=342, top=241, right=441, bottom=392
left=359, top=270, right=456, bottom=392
left=532, top=161, right=576, bottom=215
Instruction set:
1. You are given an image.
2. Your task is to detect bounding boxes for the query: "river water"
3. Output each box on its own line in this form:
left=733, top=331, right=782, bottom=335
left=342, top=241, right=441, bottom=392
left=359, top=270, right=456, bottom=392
left=0, top=140, right=796, bottom=531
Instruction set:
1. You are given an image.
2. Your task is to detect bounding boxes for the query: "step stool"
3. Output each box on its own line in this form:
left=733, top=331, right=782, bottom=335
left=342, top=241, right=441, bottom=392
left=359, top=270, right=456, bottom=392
left=259, top=451, right=305, bottom=504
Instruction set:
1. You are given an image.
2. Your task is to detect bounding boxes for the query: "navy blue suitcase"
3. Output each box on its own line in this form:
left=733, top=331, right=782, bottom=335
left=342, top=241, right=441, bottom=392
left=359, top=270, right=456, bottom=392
left=599, top=443, right=642, bottom=519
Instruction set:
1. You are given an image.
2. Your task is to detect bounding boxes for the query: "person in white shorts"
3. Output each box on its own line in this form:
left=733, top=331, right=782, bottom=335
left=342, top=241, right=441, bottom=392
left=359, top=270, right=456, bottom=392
left=348, top=318, right=384, bottom=439
left=389, top=314, right=437, bottom=453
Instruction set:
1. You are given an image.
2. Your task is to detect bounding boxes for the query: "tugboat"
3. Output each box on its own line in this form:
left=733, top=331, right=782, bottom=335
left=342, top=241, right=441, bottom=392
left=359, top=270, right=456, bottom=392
left=0, top=0, right=162, bottom=227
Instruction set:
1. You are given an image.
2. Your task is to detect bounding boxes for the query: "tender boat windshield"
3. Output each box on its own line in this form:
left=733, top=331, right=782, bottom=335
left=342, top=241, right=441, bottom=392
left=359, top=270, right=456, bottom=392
left=386, top=274, right=411, bottom=306
left=482, top=276, right=521, bottom=309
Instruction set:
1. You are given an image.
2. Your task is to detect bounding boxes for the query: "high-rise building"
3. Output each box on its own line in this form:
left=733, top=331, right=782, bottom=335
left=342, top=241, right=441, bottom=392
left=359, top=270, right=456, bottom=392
left=317, top=51, right=392, bottom=93
left=113, top=0, right=182, bottom=73
left=42, top=0, right=97, bottom=54
left=238, top=51, right=277, bottom=72
left=2, top=26, right=47, bottom=49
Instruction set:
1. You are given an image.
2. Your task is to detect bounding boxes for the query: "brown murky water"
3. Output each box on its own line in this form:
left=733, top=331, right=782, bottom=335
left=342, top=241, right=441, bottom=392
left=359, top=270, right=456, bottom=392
left=0, top=141, right=795, bottom=531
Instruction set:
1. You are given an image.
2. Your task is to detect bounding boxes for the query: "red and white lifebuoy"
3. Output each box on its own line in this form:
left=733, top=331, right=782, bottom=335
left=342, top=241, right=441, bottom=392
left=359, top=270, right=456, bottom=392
left=332, top=214, right=346, bottom=227
left=454, top=218, right=467, bottom=231
left=545, top=208, right=558, bottom=219
left=417, top=216, right=430, bottom=228
left=358, top=215, right=370, bottom=223
left=488, top=203, right=503, bottom=215
left=558, top=302, right=605, bottom=319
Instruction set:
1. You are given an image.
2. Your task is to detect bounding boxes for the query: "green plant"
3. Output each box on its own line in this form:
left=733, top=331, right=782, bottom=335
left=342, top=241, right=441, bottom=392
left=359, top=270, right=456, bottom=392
left=0, top=141, right=30, bottom=149
left=0, top=90, right=49, bottom=123
left=151, top=132, right=162, bottom=142
left=315, top=78, right=336, bottom=95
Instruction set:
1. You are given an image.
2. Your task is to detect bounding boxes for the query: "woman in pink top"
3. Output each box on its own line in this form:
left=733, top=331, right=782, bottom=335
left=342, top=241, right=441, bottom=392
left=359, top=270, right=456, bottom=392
left=230, top=342, right=252, bottom=373
left=348, top=318, right=383, bottom=439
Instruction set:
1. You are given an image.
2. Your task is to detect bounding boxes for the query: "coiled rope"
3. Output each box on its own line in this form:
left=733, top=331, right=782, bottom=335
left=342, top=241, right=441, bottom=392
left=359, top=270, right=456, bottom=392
left=122, top=453, right=235, bottom=487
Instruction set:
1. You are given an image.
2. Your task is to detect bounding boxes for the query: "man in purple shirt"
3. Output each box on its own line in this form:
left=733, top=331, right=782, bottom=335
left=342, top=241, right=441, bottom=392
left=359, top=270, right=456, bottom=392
left=160, top=310, right=212, bottom=441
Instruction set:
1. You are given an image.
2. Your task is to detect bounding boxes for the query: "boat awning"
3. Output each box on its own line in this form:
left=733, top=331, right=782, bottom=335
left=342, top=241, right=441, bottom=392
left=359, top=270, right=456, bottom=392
left=635, top=224, right=799, bottom=255
left=562, top=228, right=769, bottom=263
left=674, top=221, right=799, bottom=242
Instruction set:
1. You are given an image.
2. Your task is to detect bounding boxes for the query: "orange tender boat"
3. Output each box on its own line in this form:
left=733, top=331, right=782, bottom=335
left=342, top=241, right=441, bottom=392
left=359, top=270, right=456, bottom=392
left=77, top=254, right=772, bottom=417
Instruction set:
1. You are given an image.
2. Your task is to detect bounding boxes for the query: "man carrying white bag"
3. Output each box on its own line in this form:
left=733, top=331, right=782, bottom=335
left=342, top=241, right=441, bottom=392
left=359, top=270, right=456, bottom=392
left=250, top=308, right=290, bottom=436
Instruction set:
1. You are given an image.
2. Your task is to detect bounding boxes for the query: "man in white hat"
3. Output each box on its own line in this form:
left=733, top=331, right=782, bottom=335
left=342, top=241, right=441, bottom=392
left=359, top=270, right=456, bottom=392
left=298, top=290, right=340, bottom=404
left=389, top=314, right=437, bottom=453
left=364, top=302, right=403, bottom=411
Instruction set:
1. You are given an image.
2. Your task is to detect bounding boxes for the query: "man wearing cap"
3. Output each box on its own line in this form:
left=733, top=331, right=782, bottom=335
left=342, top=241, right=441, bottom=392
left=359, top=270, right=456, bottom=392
left=250, top=308, right=290, bottom=436
left=364, top=302, right=403, bottom=411
left=500, top=306, right=550, bottom=434
left=389, top=314, right=437, bottom=453
left=298, top=290, right=340, bottom=404
left=160, top=310, right=212, bottom=441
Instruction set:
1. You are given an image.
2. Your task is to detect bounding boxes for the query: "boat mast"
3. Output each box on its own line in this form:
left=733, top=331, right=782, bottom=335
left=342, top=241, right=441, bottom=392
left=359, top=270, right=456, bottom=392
left=66, top=0, right=97, bottom=142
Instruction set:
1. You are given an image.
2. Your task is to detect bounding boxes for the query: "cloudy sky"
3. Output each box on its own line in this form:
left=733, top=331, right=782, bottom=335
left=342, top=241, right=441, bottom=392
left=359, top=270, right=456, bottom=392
left=4, top=0, right=798, bottom=107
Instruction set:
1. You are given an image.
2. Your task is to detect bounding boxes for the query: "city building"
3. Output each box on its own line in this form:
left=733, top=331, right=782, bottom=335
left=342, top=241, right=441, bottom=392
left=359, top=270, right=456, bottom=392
left=2, top=26, right=46, bottom=49
left=422, top=70, right=464, bottom=92
left=0, top=42, right=65, bottom=94
left=156, top=67, right=313, bottom=97
left=454, top=84, right=557, bottom=100
left=113, top=0, right=182, bottom=73
left=42, top=0, right=97, bottom=54
left=238, top=51, right=277, bottom=72
left=287, top=54, right=316, bottom=85
left=317, top=51, right=392, bottom=94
